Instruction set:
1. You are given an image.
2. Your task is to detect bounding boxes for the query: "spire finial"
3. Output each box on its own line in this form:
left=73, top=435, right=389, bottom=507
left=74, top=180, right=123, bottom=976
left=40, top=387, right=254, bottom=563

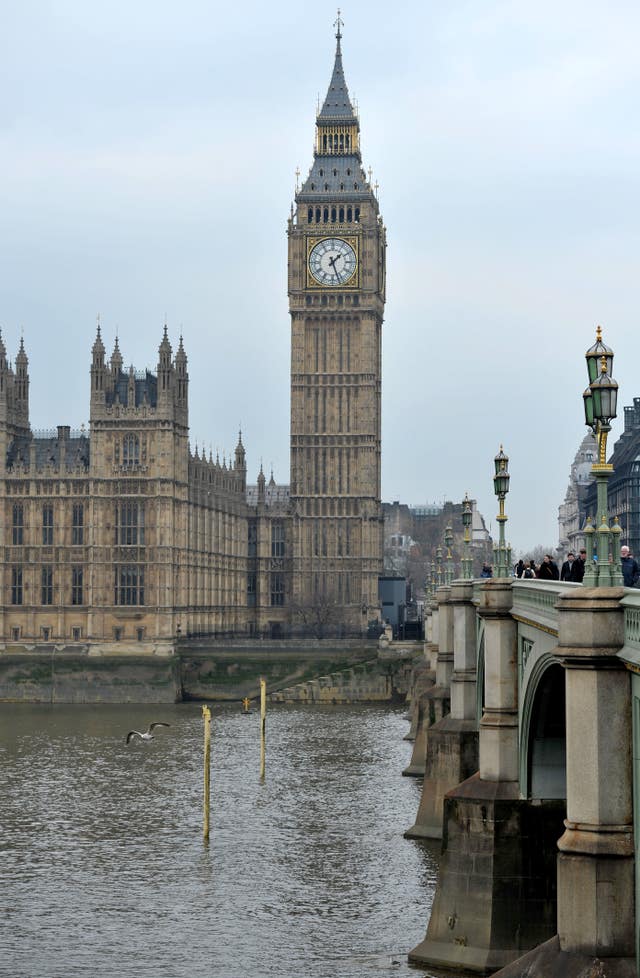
left=334, top=8, right=343, bottom=41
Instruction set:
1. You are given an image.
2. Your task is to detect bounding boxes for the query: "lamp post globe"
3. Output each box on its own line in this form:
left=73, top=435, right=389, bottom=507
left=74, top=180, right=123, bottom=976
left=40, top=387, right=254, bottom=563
left=582, top=327, right=622, bottom=587
left=493, top=446, right=510, bottom=578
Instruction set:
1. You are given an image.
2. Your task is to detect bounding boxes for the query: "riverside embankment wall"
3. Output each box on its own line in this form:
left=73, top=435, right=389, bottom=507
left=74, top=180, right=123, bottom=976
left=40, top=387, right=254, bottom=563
left=0, top=640, right=420, bottom=704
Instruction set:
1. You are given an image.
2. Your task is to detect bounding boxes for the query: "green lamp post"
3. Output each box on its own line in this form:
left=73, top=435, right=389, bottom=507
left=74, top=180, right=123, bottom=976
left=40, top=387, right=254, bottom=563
left=461, top=493, right=473, bottom=579
left=444, top=523, right=454, bottom=584
left=582, top=326, right=622, bottom=587
left=493, top=446, right=511, bottom=578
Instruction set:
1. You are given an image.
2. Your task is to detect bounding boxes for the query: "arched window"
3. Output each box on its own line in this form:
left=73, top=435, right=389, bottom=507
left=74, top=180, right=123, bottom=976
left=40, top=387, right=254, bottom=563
left=339, top=207, right=344, bottom=222
left=354, top=207, right=360, bottom=222
left=323, top=207, right=329, bottom=223
left=308, top=207, right=313, bottom=223
left=315, top=207, right=321, bottom=223
left=347, top=207, right=352, bottom=221
left=123, top=434, right=140, bottom=469
left=331, top=207, right=336, bottom=222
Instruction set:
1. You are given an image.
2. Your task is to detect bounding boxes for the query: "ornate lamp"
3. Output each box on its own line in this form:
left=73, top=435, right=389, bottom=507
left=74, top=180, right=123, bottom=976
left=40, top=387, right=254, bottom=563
left=444, top=523, right=454, bottom=584
left=461, top=493, right=473, bottom=579
left=582, top=327, right=622, bottom=587
left=492, top=446, right=510, bottom=577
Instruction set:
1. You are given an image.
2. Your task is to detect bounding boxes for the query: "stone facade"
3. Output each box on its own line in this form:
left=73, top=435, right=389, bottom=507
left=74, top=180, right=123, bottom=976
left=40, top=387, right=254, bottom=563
left=287, top=23, right=386, bottom=633
left=0, top=27, right=385, bottom=649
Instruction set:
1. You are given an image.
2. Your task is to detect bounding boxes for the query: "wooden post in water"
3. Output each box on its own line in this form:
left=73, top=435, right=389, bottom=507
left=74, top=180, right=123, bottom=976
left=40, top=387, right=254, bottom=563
left=259, top=678, right=266, bottom=782
left=202, top=704, right=211, bottom=841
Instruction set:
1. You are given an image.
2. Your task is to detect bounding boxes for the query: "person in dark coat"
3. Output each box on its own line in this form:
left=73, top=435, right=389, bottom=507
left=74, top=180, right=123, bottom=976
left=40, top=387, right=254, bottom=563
left=620, top=546, right=640, bottom=587
left=560, top=552, right=575, bottom=581
left=480, top=563, right=493, bottom=578
left=537, top=554, right=560, bottom=581
left=570, top=549, right=587, bottom=582
left=515, top=559, right=524, bottom=578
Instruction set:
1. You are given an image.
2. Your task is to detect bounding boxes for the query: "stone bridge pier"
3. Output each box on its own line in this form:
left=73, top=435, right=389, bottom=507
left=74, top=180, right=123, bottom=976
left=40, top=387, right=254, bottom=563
left=409, top=579, right=566, bottom=974
left=495, top=587, right=635, bottom=977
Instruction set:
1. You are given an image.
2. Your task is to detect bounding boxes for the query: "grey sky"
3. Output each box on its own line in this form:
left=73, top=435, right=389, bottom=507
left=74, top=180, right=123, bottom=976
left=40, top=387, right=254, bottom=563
left=1, top=0, right=639, bottom=554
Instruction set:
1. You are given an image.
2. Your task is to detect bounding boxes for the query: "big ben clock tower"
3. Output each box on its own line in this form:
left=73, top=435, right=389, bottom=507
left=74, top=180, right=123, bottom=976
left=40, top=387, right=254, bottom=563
left=288, top=16, right=386, bottom=634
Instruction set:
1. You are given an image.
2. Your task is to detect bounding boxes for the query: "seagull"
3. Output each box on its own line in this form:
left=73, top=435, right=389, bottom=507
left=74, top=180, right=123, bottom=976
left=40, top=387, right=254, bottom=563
left=126, top=722, right=171, bottom=745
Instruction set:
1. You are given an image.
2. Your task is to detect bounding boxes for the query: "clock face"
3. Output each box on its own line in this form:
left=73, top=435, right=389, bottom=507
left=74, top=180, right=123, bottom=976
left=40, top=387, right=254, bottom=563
left=308, top=237, right=357, bottom=286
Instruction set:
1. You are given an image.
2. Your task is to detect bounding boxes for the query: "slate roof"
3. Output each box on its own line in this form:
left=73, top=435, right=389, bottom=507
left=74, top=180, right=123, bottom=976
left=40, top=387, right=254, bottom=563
left=245, top=483, right=290, bottom=508
left=105, top=370, right=157, bottom=408
left=7, top=433, right=90, bottom=471
left=299, top=154, right=369, bottom=199
left=318, top=33, right=357, bottom=121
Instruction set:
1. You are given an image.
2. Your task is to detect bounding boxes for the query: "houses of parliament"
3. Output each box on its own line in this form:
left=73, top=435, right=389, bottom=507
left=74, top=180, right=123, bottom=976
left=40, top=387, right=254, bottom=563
left=0, top=24, right=386, bottom=649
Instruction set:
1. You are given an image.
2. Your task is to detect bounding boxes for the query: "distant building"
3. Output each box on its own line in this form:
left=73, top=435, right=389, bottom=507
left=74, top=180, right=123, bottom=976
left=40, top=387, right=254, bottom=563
left=557, top=432, right=597, bottom=556
left=382, top=498, right=492, bottom=594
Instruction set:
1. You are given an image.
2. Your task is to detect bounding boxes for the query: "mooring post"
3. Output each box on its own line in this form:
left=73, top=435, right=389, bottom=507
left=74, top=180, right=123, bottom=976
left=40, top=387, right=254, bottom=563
left=260, top=678, right=266, bottom=782
left=202, top=704, right=211, bottom=842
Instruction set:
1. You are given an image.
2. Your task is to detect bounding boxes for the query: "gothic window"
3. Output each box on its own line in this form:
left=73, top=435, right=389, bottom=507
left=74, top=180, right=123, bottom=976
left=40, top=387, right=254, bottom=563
left=72, top=504, right=84, bottom=545
left=72, top=627, right=81, bottom=640
left=115, top=501, right=145, bottom=546
left=11, top=567, right=23, bottom=605
left=136, top=627, right=145, bottom=641
left=331, top=207, right=336, bottom=222
left=354, top=207, right=360, bottom=221
left=41, top=565, right=53, bottom=605
left=72, top=567, right=84, bottom=606
left=123, top=434, right=140, bottom=468
left=323, top=207, right=329, bottom=223
left=319, top=168, right=324, bottom=177
left=248, top=521, right=257, bottom=557
left=308, top=207, right=313, bottom=223
left=12, top=503, right=24, bottom=545
left=346, top=168, right=351, bottom=176
left=114, top=565, right=145, bottom=606
left=345, top=134, right=350, bottom=150
left=315, top=207, right=321, bottom=223
left=339, top=207, right=344, bottom=221
left=271, top=522, right=285, bottom=557
left=247, top=572, right=257, bottom=608
left=324, top=183, right=329, bottom=191
left=347, top=206, right=352, bottom=221
left=42, top=504, right=54, bottom=545
left=270, top=572, right=285, bottom=606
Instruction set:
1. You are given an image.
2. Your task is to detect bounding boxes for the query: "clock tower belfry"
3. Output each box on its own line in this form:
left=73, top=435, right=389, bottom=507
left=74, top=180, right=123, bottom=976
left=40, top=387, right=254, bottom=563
left=288, top=18, right=386, bottom=634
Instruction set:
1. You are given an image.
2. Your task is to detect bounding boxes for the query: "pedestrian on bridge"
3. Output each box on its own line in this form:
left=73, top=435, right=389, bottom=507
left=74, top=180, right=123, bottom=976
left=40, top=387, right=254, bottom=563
left=537, top=554, right=560, bottom=580
left=620, top=545, right=640, bottom=587
left=570, top=548, right=587, bottom=582
left=561, top=552, right=576, bottom=581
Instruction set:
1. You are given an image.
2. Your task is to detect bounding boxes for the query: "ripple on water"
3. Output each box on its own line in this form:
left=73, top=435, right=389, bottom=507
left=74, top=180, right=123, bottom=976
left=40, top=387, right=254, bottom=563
left=0, top=703, right=442, bottom=978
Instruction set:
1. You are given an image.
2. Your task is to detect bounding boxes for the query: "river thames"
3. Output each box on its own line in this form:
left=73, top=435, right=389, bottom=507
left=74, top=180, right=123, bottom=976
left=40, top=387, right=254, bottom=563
left=0, top=703, right=444, bottom=978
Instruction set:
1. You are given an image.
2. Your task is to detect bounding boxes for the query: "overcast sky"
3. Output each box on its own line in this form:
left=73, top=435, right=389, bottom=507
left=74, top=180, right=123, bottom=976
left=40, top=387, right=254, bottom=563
left=1, top=0, right=639, bottom=554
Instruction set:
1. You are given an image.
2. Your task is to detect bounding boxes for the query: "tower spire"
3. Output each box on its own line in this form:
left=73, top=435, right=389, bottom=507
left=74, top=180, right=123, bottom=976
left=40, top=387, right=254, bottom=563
left=318, top=12, right=356, bottom=122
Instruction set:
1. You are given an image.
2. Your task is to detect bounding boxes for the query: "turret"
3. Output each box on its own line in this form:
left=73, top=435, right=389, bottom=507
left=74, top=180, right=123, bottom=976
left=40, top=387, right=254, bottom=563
left=14, top=337, right=29, bottom=427
left=157, top=324, right=173, bottom=405
left=175, top=335, right=189, bottom=418
left=109, top=335, right=123, bottom=401
left=235, top=430, right=247, bottom=489
left=90, top=321, right=107, bottom=405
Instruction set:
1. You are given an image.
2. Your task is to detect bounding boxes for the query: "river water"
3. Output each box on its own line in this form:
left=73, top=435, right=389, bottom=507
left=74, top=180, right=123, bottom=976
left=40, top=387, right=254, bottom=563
left=0, top=703, right=443, bottom=978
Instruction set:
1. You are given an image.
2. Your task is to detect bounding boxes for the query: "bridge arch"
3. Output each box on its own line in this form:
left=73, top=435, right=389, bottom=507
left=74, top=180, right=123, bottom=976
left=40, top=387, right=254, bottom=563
left=520, top=654, right=566, bottom=800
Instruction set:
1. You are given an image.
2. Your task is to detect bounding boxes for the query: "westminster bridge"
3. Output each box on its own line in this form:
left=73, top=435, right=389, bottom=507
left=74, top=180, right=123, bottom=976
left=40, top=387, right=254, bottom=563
left=404, top=576, right=639, bottom=978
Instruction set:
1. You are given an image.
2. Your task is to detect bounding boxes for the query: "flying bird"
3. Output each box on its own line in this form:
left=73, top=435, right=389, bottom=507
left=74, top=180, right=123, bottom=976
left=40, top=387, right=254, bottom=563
left=126, top=722, right=171, bottom=745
